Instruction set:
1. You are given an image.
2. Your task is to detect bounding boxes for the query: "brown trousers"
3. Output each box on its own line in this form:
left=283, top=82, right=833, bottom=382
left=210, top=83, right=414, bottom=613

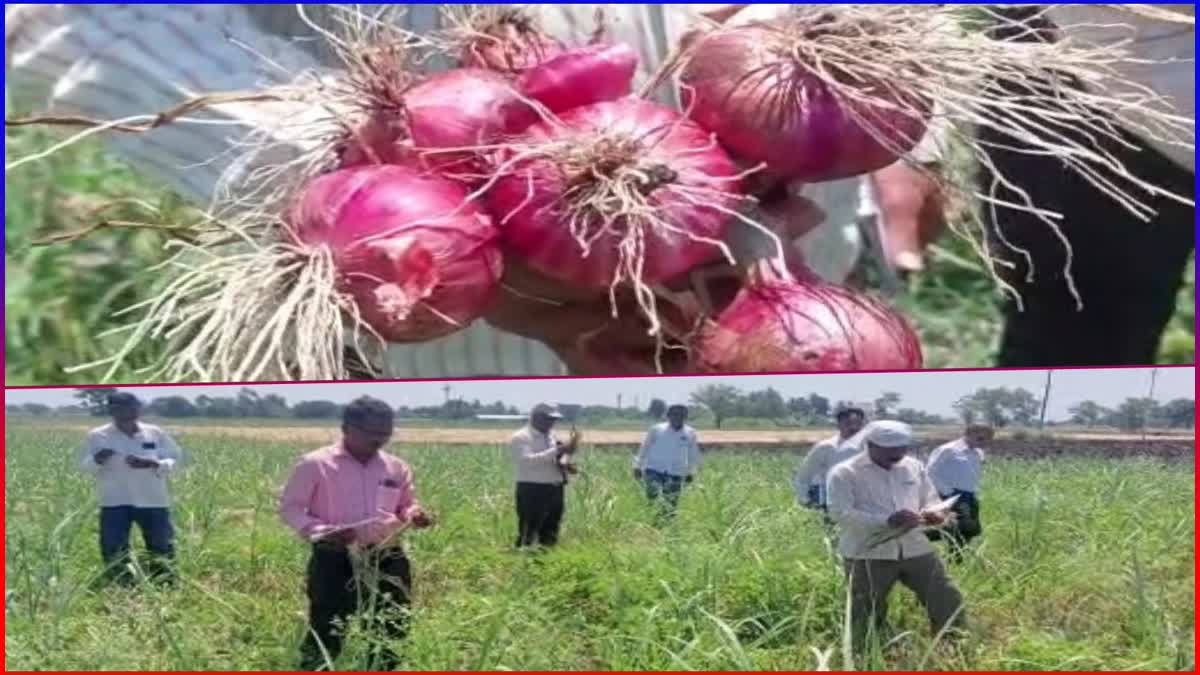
left=843, top=554, right=965, bottom=650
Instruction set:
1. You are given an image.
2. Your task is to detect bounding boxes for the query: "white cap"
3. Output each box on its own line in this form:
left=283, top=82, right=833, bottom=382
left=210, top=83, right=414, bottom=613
left=865, top=421, right=913, bottom=448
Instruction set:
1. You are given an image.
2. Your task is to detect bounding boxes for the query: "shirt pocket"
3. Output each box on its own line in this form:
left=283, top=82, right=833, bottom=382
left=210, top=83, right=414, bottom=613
left=376, top=481, right=403, bottom=514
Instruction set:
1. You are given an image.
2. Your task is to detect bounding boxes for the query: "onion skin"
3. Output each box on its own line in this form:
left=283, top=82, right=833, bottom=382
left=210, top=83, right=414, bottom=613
left=487, top=98, right=744, bottom=289
left=460, top=17, right=566, bottom=76
left=404, top=68, right=539, bottom=172
left=517, top=43, right=640, bottom=114
left=293, top=165, right=503, bottom=343
left=679, top=23, right=931, bottom=182
left=691, top=277, right=924, bottom=373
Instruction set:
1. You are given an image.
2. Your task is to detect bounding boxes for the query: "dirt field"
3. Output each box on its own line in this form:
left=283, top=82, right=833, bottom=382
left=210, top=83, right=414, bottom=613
left=25, top=420, right=1195, bottom=461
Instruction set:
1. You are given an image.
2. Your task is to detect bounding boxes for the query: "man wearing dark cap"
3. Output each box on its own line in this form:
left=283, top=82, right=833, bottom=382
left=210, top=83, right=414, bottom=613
left=633, top=403, right=702, bottom=521
left=77, top=392, right=184, bottom=584
left=826, top=421, right=965, bottom=651
left=510, top=403, right=579, bottom=548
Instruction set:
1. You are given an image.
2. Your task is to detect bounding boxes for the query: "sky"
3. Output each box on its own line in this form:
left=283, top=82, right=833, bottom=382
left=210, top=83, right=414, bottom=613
left=5, top=367, right=1194, bottom=420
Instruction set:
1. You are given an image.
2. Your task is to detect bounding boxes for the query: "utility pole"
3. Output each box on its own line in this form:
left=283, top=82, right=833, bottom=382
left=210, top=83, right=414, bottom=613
left=1038, top=370, right=1053, bottom=430
left=1143, top=368, right=1159, bottom=443
left=442, top=384, right=452, bottom=404
left=617, top=394, right=623, bottom=410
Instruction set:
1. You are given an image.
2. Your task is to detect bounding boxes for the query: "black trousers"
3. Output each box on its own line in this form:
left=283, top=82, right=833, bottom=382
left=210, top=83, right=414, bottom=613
left=927, top=491, right=981, bottom=561
left=299, top=544, right=412, bottom=671
left=977, top=46, right=1195, bottom=367
left=515, top=482, right=565, bottom=548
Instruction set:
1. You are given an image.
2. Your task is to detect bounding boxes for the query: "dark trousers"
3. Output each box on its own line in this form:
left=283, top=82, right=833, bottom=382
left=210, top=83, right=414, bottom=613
left=843, top=554, right=965, bottom=652
left=643, top=469, right=684, bottom=519
left=299, top=545, right=412, bottom=671
left=927, top=491, right=982, bottom=561
left=99, top=506, right=175, bottom=583
left=978, top=69, right=1195, bottom=368
left=515, top=482, right=565, bottom=548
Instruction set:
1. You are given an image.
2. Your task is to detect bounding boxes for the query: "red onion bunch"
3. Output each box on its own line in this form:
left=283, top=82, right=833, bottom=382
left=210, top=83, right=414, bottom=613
left=291, top=164, right=503, bottom=342
left=487, top=98, right=745, bottom=290
left=679, top=17, right=932, bottom=182
left=689, top=266, right=924, bottom=373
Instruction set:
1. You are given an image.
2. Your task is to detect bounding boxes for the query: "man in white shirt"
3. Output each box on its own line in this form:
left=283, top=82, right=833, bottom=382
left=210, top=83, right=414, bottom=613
left=78, top=392, right=184, bottom=584
left=792, top=406, right=867, bottom=511
left=633, top=404, right=702, bottom=520
left=826, top=421, right=964, bottom=651
left=925, top=424, right=993, bottom=561
left=510, top=403, right=579, bottom=548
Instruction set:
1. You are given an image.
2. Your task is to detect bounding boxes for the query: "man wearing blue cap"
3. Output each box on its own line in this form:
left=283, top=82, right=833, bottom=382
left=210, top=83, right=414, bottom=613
left=826, top=420, right=965, bottom=651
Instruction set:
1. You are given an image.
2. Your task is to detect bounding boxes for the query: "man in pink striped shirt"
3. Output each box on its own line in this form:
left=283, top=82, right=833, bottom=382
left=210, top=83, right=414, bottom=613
left=279, top=397, right=435, bottom=671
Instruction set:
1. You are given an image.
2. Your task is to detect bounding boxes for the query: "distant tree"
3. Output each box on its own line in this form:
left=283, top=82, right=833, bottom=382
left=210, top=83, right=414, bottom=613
left=1109, top=397, right=1159, bottom=431
left=691, top=384, right=744, bottom=429
left=1006, top=388, right=1041, bottom=426
left=647, top=398, right=667, bottom=420
left=896, top=408, right=941, bottom=425
left=292, top=400, right=343, bottom=419
left=55, top=404, right=88, bottom=415
left=787, top=396, right=813, bottom=419
left=746, top=387, right=787, bottom=419
left=1068, top=401, right=1106, bottom=427
left=195, top=396, right=238, bottom=418
left=258, top=393, right=290, bottom=418
left=5, top=405, right=21, bottom=414
left=75, top=388, right=118, bottom=416
left=807, top=394, right=831, bottom=419
left=1160, top=398, right=1195, bottom=429
left=146, top=396, right=199, bottom=418
left=20, top=403, right=51, bottom=416
left=874, top=392, right=902, bottom=418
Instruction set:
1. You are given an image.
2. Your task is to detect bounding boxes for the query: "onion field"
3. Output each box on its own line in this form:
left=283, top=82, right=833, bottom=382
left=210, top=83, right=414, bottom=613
left=4, top=420, right=1194, bottom=671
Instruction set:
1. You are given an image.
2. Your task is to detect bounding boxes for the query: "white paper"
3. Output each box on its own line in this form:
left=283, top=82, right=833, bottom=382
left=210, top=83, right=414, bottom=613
left=922, top=494, right=961, bottom=515
left=309, top=517, right=383, bottom=542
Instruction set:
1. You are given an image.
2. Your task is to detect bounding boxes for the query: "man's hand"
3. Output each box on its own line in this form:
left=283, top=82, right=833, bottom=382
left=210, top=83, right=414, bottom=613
left=93, top=448, right=116, bottom=465
left=887, top=510, right=922, bottom=530
left=310, top=526, right=356, bottom=546
left=125, top=455, right=160, bottom=470
left=921, top=509, right=947, bottom=526
left=407, top=506, right=436, bottom=530
left=869, top=162, right=948, bottom=274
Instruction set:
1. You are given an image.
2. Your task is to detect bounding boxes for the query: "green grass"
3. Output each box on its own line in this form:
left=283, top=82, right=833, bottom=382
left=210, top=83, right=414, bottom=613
left=5, top=423, right=1194, bottom=671
left=6, top=128, right=1193, bottom=383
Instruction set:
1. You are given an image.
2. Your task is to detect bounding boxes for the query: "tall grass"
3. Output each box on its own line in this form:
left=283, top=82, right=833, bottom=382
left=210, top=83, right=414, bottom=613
left=4, top=425, right=1194, bottom=671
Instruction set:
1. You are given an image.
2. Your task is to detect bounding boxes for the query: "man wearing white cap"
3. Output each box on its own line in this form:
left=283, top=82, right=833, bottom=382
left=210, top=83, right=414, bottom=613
left=510, top=403, right=580, bottom=548
left=633, top=404, right=702, bottom=520
left=792, top=406, right=868, bottom=511
left=826, top=421, right=965, bottom=650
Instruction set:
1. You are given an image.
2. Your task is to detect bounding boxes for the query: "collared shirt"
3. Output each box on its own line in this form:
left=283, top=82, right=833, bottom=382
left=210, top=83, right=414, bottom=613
left=78, top=422, right=183, bottom=509
left=926, top=438, right=985, bottom=495
left=511, top=425, right=565, bottom=485
left=791, top=433, right=864, bottom=505
left=634, top=423, right=701, bottom=478
left=279, top=444, right=421, bottom=546
left=826, top=453, right=940, bottom=561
